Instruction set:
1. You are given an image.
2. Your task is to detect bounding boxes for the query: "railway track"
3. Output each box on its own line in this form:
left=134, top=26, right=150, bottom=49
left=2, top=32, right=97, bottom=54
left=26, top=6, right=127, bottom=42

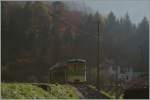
left=71, top=83, right=109, bottom=99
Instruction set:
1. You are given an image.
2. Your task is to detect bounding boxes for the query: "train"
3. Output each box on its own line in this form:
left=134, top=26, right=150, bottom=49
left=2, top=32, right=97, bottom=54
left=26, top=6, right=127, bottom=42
left=49, top=59, right=87, bottom=83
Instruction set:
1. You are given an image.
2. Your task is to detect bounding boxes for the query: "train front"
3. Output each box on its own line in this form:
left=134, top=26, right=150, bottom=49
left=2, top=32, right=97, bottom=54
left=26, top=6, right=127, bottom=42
left=67, top=59, right=87, bottom=83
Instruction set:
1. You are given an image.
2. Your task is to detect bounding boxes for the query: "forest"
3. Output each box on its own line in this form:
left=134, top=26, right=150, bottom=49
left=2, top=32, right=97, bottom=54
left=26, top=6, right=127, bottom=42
left=1, top=1, right=149, bottom=83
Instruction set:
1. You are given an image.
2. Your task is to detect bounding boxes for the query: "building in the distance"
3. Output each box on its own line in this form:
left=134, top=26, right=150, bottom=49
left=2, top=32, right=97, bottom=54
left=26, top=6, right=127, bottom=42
left=101, top=59, right=147, bottom=87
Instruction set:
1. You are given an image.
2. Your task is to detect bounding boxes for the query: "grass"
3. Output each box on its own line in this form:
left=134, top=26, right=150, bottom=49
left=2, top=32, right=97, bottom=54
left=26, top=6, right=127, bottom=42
left=87, top=85, right=114, bottom=99
left=1, top=83, right=80, bottom=99
left=88, top=85, right=124, bottom=99
left=100, top=90, right=124, bottom=99
left=100, top=90, right=115, bottom=99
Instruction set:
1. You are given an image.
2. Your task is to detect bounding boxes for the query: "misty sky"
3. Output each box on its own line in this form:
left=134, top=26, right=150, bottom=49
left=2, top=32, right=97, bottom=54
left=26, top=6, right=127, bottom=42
left=83, top=0, right=150, bottom=24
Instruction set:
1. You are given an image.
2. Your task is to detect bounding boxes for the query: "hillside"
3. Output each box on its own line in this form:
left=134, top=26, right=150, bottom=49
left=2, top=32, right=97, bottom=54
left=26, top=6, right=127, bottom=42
left=1, top=83, right=80, bottom=99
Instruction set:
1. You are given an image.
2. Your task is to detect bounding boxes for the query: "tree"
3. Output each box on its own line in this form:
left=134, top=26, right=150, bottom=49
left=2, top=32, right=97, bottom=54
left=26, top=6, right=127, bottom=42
left=136, top=17, right=149, bottom=72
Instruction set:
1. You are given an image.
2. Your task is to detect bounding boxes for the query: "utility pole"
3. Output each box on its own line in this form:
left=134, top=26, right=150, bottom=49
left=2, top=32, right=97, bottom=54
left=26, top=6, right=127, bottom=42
left=139, top=45, right=144, bottom=71
left=115, top=63, right=118, bottom=99
left=96, top=19, right=100, bottom=90
left=96, top=17, right=104, bottom=90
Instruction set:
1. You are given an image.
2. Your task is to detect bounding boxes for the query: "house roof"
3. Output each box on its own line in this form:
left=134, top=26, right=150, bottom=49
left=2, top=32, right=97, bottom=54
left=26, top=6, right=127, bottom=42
left=49, top=62, right=66, bottom=71
left=49, top=59, right=86, bottom=70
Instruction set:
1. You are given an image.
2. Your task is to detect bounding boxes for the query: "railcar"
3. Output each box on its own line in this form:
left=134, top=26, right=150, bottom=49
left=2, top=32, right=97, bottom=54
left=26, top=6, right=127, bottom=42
left=49, top=59, right=87, bottom=83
